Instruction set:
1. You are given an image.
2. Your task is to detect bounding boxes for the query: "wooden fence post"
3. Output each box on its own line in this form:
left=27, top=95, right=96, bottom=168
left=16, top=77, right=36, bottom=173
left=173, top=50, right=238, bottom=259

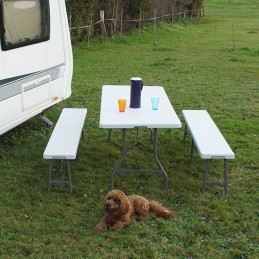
left=162, top=11, right=164, bottom=25
left=120, top=8, right=123, bottom=35
left=171, top=5, right=174, bottom=23
left=139, top=11, right=142, bottom=35
left=87, top=11, right=93, bottom=45
left=153, top=8, right=157, bottom=46
left=100, top=10, right=107, bottom=41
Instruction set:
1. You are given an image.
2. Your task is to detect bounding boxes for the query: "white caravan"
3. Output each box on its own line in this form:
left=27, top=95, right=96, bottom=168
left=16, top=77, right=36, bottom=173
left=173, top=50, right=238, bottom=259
left=0, top=0, right=72, bottom=135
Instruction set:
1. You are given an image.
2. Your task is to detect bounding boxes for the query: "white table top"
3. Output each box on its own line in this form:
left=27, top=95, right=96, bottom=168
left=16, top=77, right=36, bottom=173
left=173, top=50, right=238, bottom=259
left=99, top=85, right=181, bottom=129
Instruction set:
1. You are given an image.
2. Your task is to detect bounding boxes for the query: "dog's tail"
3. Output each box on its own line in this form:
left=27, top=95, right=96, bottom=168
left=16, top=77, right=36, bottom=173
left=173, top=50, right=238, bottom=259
left=149, top=200, right=173, bottom=219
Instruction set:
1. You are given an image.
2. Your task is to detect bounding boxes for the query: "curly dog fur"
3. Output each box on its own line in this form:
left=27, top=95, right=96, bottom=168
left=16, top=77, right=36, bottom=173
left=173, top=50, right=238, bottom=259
left=95, top=189, right=173, bottom=232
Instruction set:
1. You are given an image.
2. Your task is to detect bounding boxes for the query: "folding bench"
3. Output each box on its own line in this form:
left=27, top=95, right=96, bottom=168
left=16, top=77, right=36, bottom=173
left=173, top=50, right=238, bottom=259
left=43, top=108, right=87, bottom=193
left=182, top=110, right=235, bottom=194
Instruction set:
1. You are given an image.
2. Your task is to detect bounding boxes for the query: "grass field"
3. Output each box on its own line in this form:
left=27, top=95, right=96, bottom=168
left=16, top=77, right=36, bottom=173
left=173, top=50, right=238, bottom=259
left=0, top=0, right=258, bottom=258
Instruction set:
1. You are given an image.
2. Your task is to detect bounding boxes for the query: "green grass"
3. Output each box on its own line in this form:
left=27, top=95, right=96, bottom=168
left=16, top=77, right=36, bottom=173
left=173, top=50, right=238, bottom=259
left=0, top=0, right=258, bottom=257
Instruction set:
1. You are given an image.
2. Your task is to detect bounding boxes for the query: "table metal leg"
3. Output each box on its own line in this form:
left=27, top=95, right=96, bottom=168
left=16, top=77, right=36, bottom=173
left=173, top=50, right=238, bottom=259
left=110, top=128, right=127, bottom=189
left=110, top=128, right=168, bottom=190
left=153, top=128, right=168, bottom=189
left=136, top=127, right=140, bottom=143
left=149, top=128, right=153, bottom=142
left=108, top=129, right=112, bottom=142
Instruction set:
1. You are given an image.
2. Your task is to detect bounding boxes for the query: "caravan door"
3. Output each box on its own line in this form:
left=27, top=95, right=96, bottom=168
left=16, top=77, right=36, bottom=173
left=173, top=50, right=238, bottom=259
left=0, top=0, right=72, bottom=135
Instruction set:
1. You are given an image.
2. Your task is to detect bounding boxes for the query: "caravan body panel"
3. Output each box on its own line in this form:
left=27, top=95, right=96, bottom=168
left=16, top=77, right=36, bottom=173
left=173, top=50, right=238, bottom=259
left=0, top=0, right=72, bottom=135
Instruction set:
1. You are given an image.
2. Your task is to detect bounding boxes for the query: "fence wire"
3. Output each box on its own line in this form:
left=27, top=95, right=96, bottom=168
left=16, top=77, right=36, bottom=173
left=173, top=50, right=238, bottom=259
left=69, top=8, right=203, bottom=31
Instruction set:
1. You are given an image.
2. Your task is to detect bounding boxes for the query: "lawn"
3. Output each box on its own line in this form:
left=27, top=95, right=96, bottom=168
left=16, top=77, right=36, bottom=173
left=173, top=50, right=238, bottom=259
left=0, top=0, right=258, bottom=258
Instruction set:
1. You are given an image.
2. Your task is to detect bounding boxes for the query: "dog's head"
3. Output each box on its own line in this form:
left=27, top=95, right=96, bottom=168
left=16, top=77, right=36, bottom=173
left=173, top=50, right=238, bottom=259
left=103, top=190, right=131, bottom=215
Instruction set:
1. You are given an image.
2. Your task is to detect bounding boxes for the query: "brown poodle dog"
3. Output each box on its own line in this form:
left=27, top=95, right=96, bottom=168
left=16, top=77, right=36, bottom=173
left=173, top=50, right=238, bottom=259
left=95, top=189, right=173, bottom=232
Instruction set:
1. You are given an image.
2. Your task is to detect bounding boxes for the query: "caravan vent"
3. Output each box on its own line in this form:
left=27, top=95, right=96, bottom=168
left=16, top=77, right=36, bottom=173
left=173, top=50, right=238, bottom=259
left=21, top=75, right=51, bottom=111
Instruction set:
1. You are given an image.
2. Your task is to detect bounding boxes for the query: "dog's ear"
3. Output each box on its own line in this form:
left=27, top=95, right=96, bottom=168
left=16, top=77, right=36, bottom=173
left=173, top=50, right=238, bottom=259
left=120, top=198, right=130, bottom=214
left=117, top=192, right=131, bottom=214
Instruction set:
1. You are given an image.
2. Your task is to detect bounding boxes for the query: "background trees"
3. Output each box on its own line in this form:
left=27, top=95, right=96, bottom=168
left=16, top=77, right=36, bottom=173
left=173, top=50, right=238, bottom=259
left=65, top=0, right=204, bottom=43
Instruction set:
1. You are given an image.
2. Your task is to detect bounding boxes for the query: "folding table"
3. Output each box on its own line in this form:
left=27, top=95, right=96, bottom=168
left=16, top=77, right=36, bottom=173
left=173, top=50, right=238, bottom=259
left=99, top=85, right=181, bottom=189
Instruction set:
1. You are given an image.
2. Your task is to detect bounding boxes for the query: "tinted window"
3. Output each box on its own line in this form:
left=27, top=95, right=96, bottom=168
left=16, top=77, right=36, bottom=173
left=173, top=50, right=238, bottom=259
left=0, top=0, right=50, bottom=50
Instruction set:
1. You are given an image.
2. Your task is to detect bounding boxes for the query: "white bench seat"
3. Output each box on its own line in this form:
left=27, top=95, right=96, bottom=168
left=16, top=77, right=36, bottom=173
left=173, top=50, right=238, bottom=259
left=43, top=108, right=87, bottom=193
left=182, top=110, right=234, bottom=194
left=190, top=127, right=234, bottom=159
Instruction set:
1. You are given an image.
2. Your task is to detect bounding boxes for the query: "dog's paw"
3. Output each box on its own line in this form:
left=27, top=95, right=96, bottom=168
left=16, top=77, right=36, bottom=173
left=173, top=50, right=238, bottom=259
left=135, top=215, right=146, bottom=221
left=95, top=225, right=103, bottom=233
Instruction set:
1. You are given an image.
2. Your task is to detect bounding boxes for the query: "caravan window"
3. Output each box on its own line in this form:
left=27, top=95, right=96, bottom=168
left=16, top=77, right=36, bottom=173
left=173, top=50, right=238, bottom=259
left=0, top=0, right=50, bottom=51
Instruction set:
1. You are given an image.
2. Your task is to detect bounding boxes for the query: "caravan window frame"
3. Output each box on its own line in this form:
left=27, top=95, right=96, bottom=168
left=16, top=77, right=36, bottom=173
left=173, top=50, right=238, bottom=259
left=0, top=0, right=50, bottom=51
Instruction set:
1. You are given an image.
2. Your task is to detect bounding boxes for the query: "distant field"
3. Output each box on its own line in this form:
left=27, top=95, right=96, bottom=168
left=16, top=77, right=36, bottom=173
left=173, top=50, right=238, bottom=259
left=0, top=0, right=258, bottom=257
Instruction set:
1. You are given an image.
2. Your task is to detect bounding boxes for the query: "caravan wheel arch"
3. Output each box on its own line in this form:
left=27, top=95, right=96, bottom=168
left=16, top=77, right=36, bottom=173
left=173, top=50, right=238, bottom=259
left=0, top=0, right=73, bottom=135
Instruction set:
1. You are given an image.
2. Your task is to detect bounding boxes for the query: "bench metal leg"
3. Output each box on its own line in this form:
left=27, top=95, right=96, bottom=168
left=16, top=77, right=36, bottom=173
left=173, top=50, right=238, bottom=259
left=76, top=130, right=85, bottom=160
left=202, top=160, right=210, bottom=193
left=82, top=129, right=85, bottom=141
left=183, top=124, right=195, bottom=160
left=48, top=160, right=53, bottom=192
left=224, top=159, right=228, bottom=195
left=67, top=160, right=72, bottom=194
left=190, top=139, right=195, bottom=160
left=202, top=159, right=228, bottom=194
left=183, top=124, right=187, bottom=142
left=48, top=159, right=73, bottom=193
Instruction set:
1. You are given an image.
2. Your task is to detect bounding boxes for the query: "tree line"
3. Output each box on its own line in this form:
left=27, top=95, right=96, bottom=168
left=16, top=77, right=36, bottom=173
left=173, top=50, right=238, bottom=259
left=65, top=0, right=204, bottom=43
